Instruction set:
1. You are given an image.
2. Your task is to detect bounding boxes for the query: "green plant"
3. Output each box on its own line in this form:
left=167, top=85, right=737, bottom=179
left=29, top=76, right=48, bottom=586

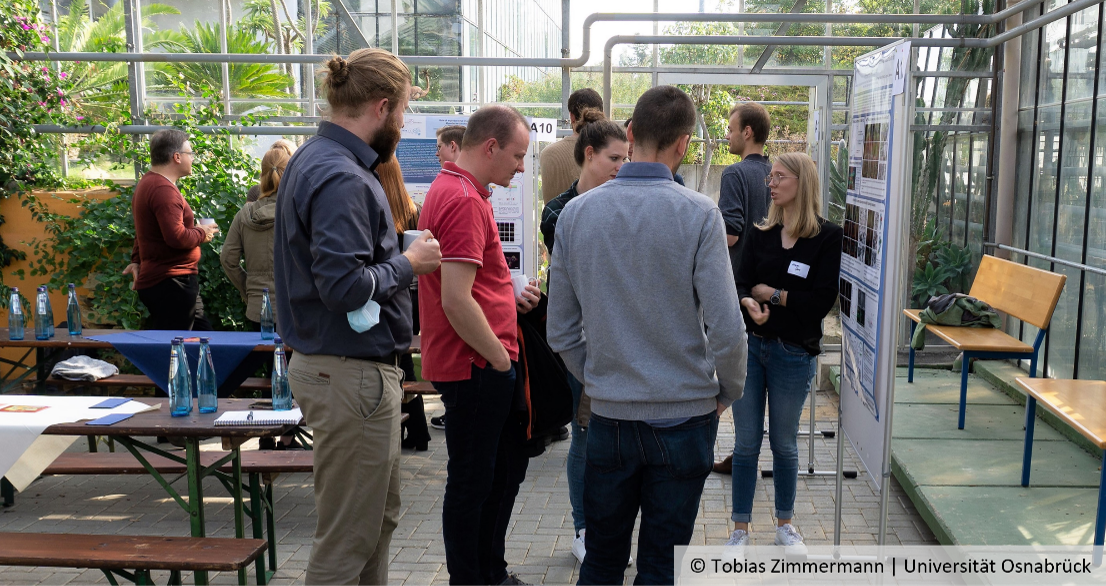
left=912, top=262, right=953, bottom=307
left=910, top=220, right=976, bottom=307
left=154, top=21, right=293, bottom=101
left=26, top=91, right=263, bottom=330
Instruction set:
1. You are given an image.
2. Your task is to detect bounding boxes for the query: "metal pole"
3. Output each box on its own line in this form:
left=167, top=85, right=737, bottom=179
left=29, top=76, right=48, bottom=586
left=391, top=0, right=399, bottom=53
left=220, top=0, right=232, bottom=115
left=304, top=0, right=315, bottom=117
left=49, top=0, right=67, bottom=178
left=122, top=0, right=142, bottom=181
left=561, top=0, right=570, bottom=122
left=833, top=354, right=846, bottom=546
left=476, top=0, right=484, bottom=107
left=652, top=0, right=659, bottom=88
left=824, top=0, right=832, bottom=70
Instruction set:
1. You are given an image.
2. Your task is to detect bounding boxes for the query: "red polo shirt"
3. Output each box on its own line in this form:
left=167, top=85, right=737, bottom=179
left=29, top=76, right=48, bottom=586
left=418, top=162, right=519, bottom=382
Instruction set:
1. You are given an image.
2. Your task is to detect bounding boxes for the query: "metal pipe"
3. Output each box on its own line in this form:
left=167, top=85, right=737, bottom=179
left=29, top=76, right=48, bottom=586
left=561, top=0, right=571, bottom=121
left=983, top=243, right=1106, bottom=277
left=32, top=124, right=321, bottom=135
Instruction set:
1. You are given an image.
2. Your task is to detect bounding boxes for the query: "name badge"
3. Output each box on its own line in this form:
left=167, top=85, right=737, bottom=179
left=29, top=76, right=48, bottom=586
left=788, top=261, right=811, bottom=279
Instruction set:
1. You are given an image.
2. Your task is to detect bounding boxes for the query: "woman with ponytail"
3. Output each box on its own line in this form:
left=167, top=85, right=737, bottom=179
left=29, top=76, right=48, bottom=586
left=221, top=140, right=295, bottom=328
left=539, top=106, right=629, bottom=565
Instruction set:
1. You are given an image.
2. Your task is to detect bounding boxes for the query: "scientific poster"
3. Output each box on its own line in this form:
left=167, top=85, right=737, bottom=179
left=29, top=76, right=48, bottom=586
left=839, top=41, right=911, bottom=490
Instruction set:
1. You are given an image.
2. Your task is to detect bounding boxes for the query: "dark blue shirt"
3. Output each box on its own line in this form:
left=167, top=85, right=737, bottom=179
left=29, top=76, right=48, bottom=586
left=273, top=121, right=414, bottom=357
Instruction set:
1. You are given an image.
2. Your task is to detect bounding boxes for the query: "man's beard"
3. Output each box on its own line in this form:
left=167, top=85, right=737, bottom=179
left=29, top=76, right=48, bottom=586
left=370, top=110, right=403, bottom=162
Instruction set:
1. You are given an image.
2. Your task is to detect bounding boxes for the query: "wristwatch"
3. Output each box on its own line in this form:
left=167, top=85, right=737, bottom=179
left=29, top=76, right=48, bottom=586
left=770, top=289, right=783, bottom=305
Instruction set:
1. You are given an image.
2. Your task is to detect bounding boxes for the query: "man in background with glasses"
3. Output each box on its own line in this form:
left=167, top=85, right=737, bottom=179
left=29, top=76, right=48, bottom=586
left=435, top=125, right=465, bottom=165
left=125, top=128, right=217, bottom=330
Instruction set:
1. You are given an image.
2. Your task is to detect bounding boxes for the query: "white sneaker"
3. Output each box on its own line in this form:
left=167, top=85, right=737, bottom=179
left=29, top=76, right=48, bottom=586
left=723, top=529, right=749, bottom=559
left=774, top=523, right=807, bottom=555
left=572, top=530, right=633, bottom=566
left=572, top=531, right=586, bottom=564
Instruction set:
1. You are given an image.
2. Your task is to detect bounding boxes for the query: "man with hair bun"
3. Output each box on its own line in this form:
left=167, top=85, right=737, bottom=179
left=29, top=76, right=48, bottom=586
left=419, top=104, right=542, bottom=586
left=540, top=87, right=604, bottom=203
left=273, top=47, right=442, bottom=585
left=548, top=85, right=747, bottom=584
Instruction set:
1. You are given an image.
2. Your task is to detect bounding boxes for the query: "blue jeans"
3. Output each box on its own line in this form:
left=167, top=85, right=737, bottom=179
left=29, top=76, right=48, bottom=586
left=579, top=413, right=718, bottom=585
left=567, top=372, right=587, bottom=535
left=435, top=363, right=530, bottom=585
left=731, top=335, right=816, bottom=524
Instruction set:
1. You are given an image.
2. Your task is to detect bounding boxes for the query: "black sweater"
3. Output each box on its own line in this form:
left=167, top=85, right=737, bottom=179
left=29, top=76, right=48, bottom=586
left=735, top=219, right=843, bottom=355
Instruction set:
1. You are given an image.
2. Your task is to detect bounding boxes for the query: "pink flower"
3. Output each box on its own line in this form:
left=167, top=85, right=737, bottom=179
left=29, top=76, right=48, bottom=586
left=76, top=116, right=84, bottom=121
left=21, top=24, right=31, bottom=30
left=41, top=36, right=50, bottom=43
left=41, top=66, right=48, bottom=72
left=57, top=88, right=64, bottom=96
left=59, top=72, right=67, bottom=78
left=37, top=101, right=45, bottom=106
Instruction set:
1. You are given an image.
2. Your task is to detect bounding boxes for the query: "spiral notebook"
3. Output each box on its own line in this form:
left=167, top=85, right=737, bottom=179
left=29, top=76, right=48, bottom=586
left=214, top=408, right=302, bottom=427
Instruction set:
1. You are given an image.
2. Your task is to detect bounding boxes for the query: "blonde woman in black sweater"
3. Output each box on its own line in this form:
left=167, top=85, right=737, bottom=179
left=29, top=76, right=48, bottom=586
left=726, top=151, right=843, bottom=553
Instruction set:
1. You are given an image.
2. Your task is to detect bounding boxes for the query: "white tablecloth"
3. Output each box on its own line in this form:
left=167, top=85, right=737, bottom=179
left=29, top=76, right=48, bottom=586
left=0, top=396, right=157, bottom=491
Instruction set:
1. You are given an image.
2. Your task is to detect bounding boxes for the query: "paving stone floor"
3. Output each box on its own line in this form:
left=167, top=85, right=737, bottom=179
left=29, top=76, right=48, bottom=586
left=0, top=386, right=935, bottom=585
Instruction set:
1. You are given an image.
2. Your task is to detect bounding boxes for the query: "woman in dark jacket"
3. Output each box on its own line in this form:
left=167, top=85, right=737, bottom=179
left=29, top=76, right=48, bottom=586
left=725, top=151, right=843, bottom=553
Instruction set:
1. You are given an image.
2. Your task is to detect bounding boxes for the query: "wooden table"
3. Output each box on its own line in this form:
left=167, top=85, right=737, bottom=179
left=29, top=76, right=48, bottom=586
left=43, top=397, right=300, bottom=585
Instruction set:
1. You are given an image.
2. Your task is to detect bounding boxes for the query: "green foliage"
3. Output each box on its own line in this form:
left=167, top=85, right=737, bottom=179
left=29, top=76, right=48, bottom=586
left=26, top=94, right=262, bottom=330
left=828, top=142, right=847, bottom=224
left=0, top=0, right=71, bottom=192
left=56, top=0, right=184, bottom=122
left=910, top=220, right=975, bottom=306
left=497, top=71, right=652, bottom=119
left=154, top=21, right=294, bottom=101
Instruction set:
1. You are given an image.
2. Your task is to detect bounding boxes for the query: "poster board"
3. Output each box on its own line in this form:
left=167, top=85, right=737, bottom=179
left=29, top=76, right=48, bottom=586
left=839, top=41, right=913, bottom=490
left=396, top=115, right=554, bottom=281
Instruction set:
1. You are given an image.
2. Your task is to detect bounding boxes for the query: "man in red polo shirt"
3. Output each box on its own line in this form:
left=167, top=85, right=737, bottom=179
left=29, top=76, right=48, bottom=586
left=419, top=105, right=540, bottom=586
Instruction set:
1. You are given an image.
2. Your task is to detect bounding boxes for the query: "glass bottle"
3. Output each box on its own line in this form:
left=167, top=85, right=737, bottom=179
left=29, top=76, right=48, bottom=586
left=67, top=284, right=82, bottom=337
left=34, top=288, right=49, bottom=341
left=272, top=335, right=292, bottom=411
left=260, top=288, right=275, bottom=340
left=197, top=337, right=217, bottom=414
left=8, top=288, right=24, bottom=341
left=41, top=287, right=54, bottom=338
left=169, top=337, right=193, bottom=417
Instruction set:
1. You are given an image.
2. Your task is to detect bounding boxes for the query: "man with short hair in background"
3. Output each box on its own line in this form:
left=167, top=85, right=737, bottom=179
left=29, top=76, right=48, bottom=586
left=719, top=102, right=773, bottom=278
left=419, top=104, right=542, bottom=586
left=436, top=125, right=465, bottom=165
left=126, top=128, right=218, bottom=331
left=547, top=85, right=748, bottom=585
left=539, top=88, right=604, bottom=204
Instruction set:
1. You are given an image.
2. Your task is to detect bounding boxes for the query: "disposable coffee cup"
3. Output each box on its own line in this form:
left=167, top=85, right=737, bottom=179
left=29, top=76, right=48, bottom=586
left=402, top=230, right=423, bottom=252
left=198, top=218, right=216, bottom=226
left=511, top=274, right=530, bottom=297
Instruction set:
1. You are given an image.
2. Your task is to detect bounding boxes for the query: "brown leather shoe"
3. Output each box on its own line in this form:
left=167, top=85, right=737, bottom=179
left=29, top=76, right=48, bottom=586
left=713, top=455, right=733, bottom=474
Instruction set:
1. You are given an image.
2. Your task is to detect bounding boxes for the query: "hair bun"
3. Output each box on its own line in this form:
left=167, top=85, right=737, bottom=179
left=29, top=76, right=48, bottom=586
left=574, top=107, right=606, bottom=132
left=326, top=56, right=350, bottom=85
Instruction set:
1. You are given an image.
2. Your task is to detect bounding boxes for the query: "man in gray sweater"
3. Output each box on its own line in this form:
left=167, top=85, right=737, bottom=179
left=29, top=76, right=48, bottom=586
left=547, top=85, right=747, bottom=585
left=718, top=102, right=773, bottom=278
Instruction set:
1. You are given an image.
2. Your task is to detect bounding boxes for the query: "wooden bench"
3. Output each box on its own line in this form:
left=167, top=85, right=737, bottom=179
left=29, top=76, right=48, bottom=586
left=403, top=380, right=438, bottom=395
left=905, top=255, right=1066, bottom=429
left=0, top=532, right=266, bottom=585
left=38, top=450, right=313, bottom=583
left=1017, top=377, right=1106, bottom=564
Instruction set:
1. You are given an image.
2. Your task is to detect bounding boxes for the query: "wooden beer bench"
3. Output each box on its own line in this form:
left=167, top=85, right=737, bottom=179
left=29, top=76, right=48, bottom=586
left=0, top=532, right=266, bottom=585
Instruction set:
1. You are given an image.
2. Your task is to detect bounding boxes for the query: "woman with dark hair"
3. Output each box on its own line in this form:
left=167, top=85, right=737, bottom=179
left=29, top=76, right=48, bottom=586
left=376, top=157, right=432, bottom=452
left=540, top=107, right=629, bottom=565
left=726, top=151, right=842, bottom=554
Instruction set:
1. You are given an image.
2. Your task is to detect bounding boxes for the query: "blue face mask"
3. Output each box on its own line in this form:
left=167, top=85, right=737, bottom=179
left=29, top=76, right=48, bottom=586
left=346, top=299, right=381, bottom=333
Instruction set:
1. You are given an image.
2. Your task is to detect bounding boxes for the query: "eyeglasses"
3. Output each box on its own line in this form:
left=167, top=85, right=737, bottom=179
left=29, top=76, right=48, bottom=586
left=177, top=150, right=196, bottom=157
left=764, top=173, right=798, bottom=186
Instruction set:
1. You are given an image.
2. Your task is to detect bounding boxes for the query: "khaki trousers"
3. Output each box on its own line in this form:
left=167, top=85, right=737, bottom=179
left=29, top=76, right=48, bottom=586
left=290, top=353, right=403, bottom=585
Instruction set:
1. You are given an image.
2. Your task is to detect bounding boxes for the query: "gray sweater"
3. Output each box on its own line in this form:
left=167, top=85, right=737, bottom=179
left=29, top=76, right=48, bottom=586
left=547, top=162, right=748, bottom=421
left=718, top=154, right=772, bottom=278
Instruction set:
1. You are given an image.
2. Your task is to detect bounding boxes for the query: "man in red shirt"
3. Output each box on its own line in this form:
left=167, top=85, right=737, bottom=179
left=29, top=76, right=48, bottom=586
left=125, top=129, right=218, bottom=330
left=418, top=105, right=540, bottom=586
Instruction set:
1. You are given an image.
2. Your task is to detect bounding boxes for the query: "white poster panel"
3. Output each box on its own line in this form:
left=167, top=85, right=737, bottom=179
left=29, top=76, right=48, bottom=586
left=840, top=41, right=912, bottom=490
left=395, top=114, right=547, bottom=280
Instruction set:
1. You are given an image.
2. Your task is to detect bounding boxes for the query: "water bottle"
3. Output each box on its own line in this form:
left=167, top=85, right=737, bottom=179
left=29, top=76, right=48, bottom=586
left=272, top=335, right=292, bottom=411
left=34, top=288, right=49, bottom=341
left=67, top=283, right=82, bottom=337
left=8, top=288, right=24, bottom=341
left=41, top=287, right=55, bottom=338
left=260, top=288, right=274, bottom=340
left=169, top=337, right=193, bottom=417
left=197, top=337, right=217, bottom=414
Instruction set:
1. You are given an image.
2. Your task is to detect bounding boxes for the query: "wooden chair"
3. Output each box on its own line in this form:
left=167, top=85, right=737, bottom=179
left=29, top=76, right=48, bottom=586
left=1017, top=377, right=1106, bottom=564
left=904, top=255, right=1066, bottom=429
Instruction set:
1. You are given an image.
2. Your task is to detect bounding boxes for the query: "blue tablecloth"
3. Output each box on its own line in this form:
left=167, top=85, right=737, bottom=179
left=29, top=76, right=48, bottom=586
left=88, top=331, right=269, bottom=394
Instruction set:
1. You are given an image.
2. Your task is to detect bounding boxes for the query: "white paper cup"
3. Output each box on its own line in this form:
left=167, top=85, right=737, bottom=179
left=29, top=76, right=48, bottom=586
left=197, top=218, right=216, bottom=226
left=402, top=230, right=423, bottom=252
left=511, top=274, right=529, bottom=297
